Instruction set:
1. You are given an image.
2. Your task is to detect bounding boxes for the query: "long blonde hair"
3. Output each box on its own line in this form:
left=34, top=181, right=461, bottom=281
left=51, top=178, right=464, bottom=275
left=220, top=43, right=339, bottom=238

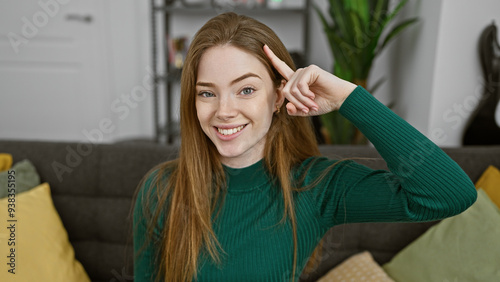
left=138, top=12, right=322, bottom=282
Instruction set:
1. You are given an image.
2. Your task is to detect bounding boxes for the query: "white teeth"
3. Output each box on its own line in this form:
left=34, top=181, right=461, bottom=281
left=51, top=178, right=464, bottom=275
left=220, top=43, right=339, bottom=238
left=218, top=125, right=244, bottom=136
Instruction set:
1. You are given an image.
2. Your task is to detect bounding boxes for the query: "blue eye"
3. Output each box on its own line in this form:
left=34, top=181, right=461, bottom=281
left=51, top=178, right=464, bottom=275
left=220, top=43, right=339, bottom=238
left=199, top=91, right=214, bottom=98
left=240, top=87, right=255, bottom=95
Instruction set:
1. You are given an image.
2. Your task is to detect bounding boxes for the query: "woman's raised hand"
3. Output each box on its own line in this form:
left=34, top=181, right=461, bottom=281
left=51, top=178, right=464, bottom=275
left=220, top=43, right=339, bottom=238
left=263, top=45, right=357, bottom=116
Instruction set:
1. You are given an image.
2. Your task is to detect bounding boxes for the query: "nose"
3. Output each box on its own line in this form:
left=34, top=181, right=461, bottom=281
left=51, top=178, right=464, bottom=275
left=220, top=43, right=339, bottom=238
left=216, top=95, right=237, bottom=120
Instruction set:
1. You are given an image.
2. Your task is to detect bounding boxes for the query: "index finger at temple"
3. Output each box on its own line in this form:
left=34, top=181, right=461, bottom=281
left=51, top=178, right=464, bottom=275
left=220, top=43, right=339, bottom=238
left=263, top=45, right=294, bottom=81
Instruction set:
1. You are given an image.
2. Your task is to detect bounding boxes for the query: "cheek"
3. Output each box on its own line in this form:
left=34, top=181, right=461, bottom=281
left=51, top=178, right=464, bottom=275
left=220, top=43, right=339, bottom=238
left=256, top=97, right=276, bottom=127
left=266, top=91, right=278, bottom=113
left=195, top=102, right=208, bottom=125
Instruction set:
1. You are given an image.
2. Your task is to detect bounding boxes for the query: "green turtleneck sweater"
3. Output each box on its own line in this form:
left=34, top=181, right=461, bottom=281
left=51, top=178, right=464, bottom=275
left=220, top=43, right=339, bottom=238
left=133, top=86, right=477, bottom=281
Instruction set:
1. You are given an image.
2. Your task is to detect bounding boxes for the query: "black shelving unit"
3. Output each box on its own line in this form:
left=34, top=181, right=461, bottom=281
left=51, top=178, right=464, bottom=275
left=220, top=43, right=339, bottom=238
left=151, top=0, right=311, bottom=144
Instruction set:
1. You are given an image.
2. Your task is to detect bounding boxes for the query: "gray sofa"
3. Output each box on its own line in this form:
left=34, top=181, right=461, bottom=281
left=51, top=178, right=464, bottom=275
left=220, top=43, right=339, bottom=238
left=1, top=139, right=499, bottom=282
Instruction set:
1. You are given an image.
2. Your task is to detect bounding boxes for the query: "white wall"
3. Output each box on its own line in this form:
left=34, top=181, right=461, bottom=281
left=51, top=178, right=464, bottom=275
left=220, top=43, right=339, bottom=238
left=389, top=0, right=443, bottom=134
left=391, top=0, right=500, bottom=147
left=107, top=0, right=154, bottom=142
left=427, top=0, right=500, bottom=146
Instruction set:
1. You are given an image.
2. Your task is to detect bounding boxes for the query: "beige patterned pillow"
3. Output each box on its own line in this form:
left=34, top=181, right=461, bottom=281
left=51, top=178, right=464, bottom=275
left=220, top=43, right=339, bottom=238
left=317, top=251, right=394, bottom=282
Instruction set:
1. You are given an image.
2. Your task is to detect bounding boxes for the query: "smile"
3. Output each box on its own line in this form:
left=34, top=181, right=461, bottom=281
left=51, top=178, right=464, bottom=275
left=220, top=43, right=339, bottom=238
left=217, top=125, right=246, bottom=136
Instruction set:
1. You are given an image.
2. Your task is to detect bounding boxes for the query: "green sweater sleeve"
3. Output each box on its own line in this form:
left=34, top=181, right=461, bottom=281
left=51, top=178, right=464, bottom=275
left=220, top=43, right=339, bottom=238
left=133, top=172, right=161, bottom=282
left=303, top=86, right=477, bottom=228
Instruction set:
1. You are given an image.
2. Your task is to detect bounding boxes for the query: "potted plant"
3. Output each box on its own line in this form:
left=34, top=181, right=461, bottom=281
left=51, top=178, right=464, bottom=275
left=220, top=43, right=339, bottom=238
left=315, top=0, right=418, bottom=144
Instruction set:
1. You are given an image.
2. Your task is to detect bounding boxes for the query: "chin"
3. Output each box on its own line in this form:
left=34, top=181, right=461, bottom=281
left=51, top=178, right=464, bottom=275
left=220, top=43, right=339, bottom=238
left=216, top=147, right=244, bottom=159
left=215, top=141, right=250, bottom=158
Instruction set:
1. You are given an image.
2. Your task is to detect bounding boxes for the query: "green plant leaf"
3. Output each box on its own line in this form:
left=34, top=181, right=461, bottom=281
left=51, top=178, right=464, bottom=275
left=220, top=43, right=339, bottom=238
left=348, top=10, right=380, bottom=80
left=384, top=0, right=410, bottom=27
left=329, top=0, right=349, bottom=37
left=326, top=31, right=352, bottom=72
left=378, top=17, right=419, bottom=53
left=334, top=61, right=353, bottom=81
left=345, top=11, right=369, bottom=78
left=347, top=10, right=364, bottom=47
left=374, top=0, right=409, bottom=44
left=348, top=0, right=370, bottom=24
left=363, top=1, right=392, bottom=65
left=315, top=4, right=352, bottom=74
left=372, top=0, right=389, bottom=24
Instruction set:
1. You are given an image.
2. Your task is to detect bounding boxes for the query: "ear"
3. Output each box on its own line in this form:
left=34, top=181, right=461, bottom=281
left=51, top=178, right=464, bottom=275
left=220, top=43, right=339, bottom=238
left=275, top=79, right=286, bottom=110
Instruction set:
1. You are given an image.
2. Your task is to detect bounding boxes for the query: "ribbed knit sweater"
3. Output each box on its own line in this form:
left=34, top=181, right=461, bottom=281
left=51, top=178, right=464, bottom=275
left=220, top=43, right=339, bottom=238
left=133, top=86, right=477, bottom=281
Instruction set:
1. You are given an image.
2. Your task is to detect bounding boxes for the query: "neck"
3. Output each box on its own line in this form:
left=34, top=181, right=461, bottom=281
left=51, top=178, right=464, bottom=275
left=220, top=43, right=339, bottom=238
left=223, top=159, right=270, bottom=192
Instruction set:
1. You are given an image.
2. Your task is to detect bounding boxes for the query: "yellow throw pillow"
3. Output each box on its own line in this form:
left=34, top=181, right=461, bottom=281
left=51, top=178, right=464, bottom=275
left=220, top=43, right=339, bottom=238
left=475, top=165, right=500, bottom=209
left=0, top=153, right=13, bottom=172
left=317, top=251, right=394, bottom=282
left=0, top=183, right=90, bottom=281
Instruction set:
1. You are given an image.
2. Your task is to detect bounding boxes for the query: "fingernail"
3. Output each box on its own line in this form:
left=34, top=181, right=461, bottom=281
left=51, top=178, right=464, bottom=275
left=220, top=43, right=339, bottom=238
left=302, top=108, right=309, bottom=114
left=312, top=107, right=319, bottom=112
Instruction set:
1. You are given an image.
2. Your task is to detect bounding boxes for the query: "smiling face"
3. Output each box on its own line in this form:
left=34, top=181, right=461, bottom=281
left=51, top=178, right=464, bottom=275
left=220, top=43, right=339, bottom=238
left=195, top=45, right=283, bottom=168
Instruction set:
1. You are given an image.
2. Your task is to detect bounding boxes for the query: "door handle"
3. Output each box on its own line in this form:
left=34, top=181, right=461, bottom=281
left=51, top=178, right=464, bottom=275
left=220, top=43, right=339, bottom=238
left=66, top=14, right=92, bottom=23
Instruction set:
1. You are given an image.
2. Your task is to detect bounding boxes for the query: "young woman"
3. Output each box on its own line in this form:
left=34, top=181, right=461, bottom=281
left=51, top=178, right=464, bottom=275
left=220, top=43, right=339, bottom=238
left=133, top=12, right=477, bottom=282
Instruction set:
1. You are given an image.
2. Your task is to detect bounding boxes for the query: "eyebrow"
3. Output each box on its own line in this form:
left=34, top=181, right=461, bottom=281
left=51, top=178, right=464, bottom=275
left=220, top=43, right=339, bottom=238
left=196, top=73, right=261, bottom=87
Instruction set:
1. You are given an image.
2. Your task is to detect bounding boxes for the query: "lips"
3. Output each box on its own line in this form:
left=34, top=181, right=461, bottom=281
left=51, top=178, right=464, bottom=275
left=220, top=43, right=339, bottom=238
left=217, top=125, right=245, bottom=135
left=214, top=124, right=247, bottom=140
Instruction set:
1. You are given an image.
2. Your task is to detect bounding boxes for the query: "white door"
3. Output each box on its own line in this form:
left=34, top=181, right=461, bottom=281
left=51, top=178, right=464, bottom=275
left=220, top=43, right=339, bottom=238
left=0, top=0, right=114, bottom=142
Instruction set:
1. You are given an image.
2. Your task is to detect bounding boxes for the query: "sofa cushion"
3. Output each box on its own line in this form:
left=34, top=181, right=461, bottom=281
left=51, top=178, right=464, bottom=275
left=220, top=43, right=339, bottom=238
left=0, top=183, right=90, bottom=281
left=382, top=189, right=500, bottom=281
left=317, top=251, right=394, bottom=282
left=0, top=153, right=13, bottom=171
left=0, top=159, right=40, bottom=198
left=475, top=165, right=500, bottom=208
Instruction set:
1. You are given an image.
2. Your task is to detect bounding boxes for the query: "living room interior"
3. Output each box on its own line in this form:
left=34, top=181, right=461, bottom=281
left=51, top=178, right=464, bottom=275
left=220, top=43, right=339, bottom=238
left=1, top=0, right=500, bottom=281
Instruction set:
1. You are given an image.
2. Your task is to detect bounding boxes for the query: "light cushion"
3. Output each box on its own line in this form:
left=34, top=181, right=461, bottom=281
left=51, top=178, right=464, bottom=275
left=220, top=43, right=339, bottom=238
left=317, top=251, right=394, bottom=282
left=0, top=153, right=13, bottom=172
left=383, top=189, right=500, bottom=282
left=0, top=159, right=40, bottom=198
left=475, top=165, right=500, bottom=208
left=0, top=183, right=90, bottom=281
